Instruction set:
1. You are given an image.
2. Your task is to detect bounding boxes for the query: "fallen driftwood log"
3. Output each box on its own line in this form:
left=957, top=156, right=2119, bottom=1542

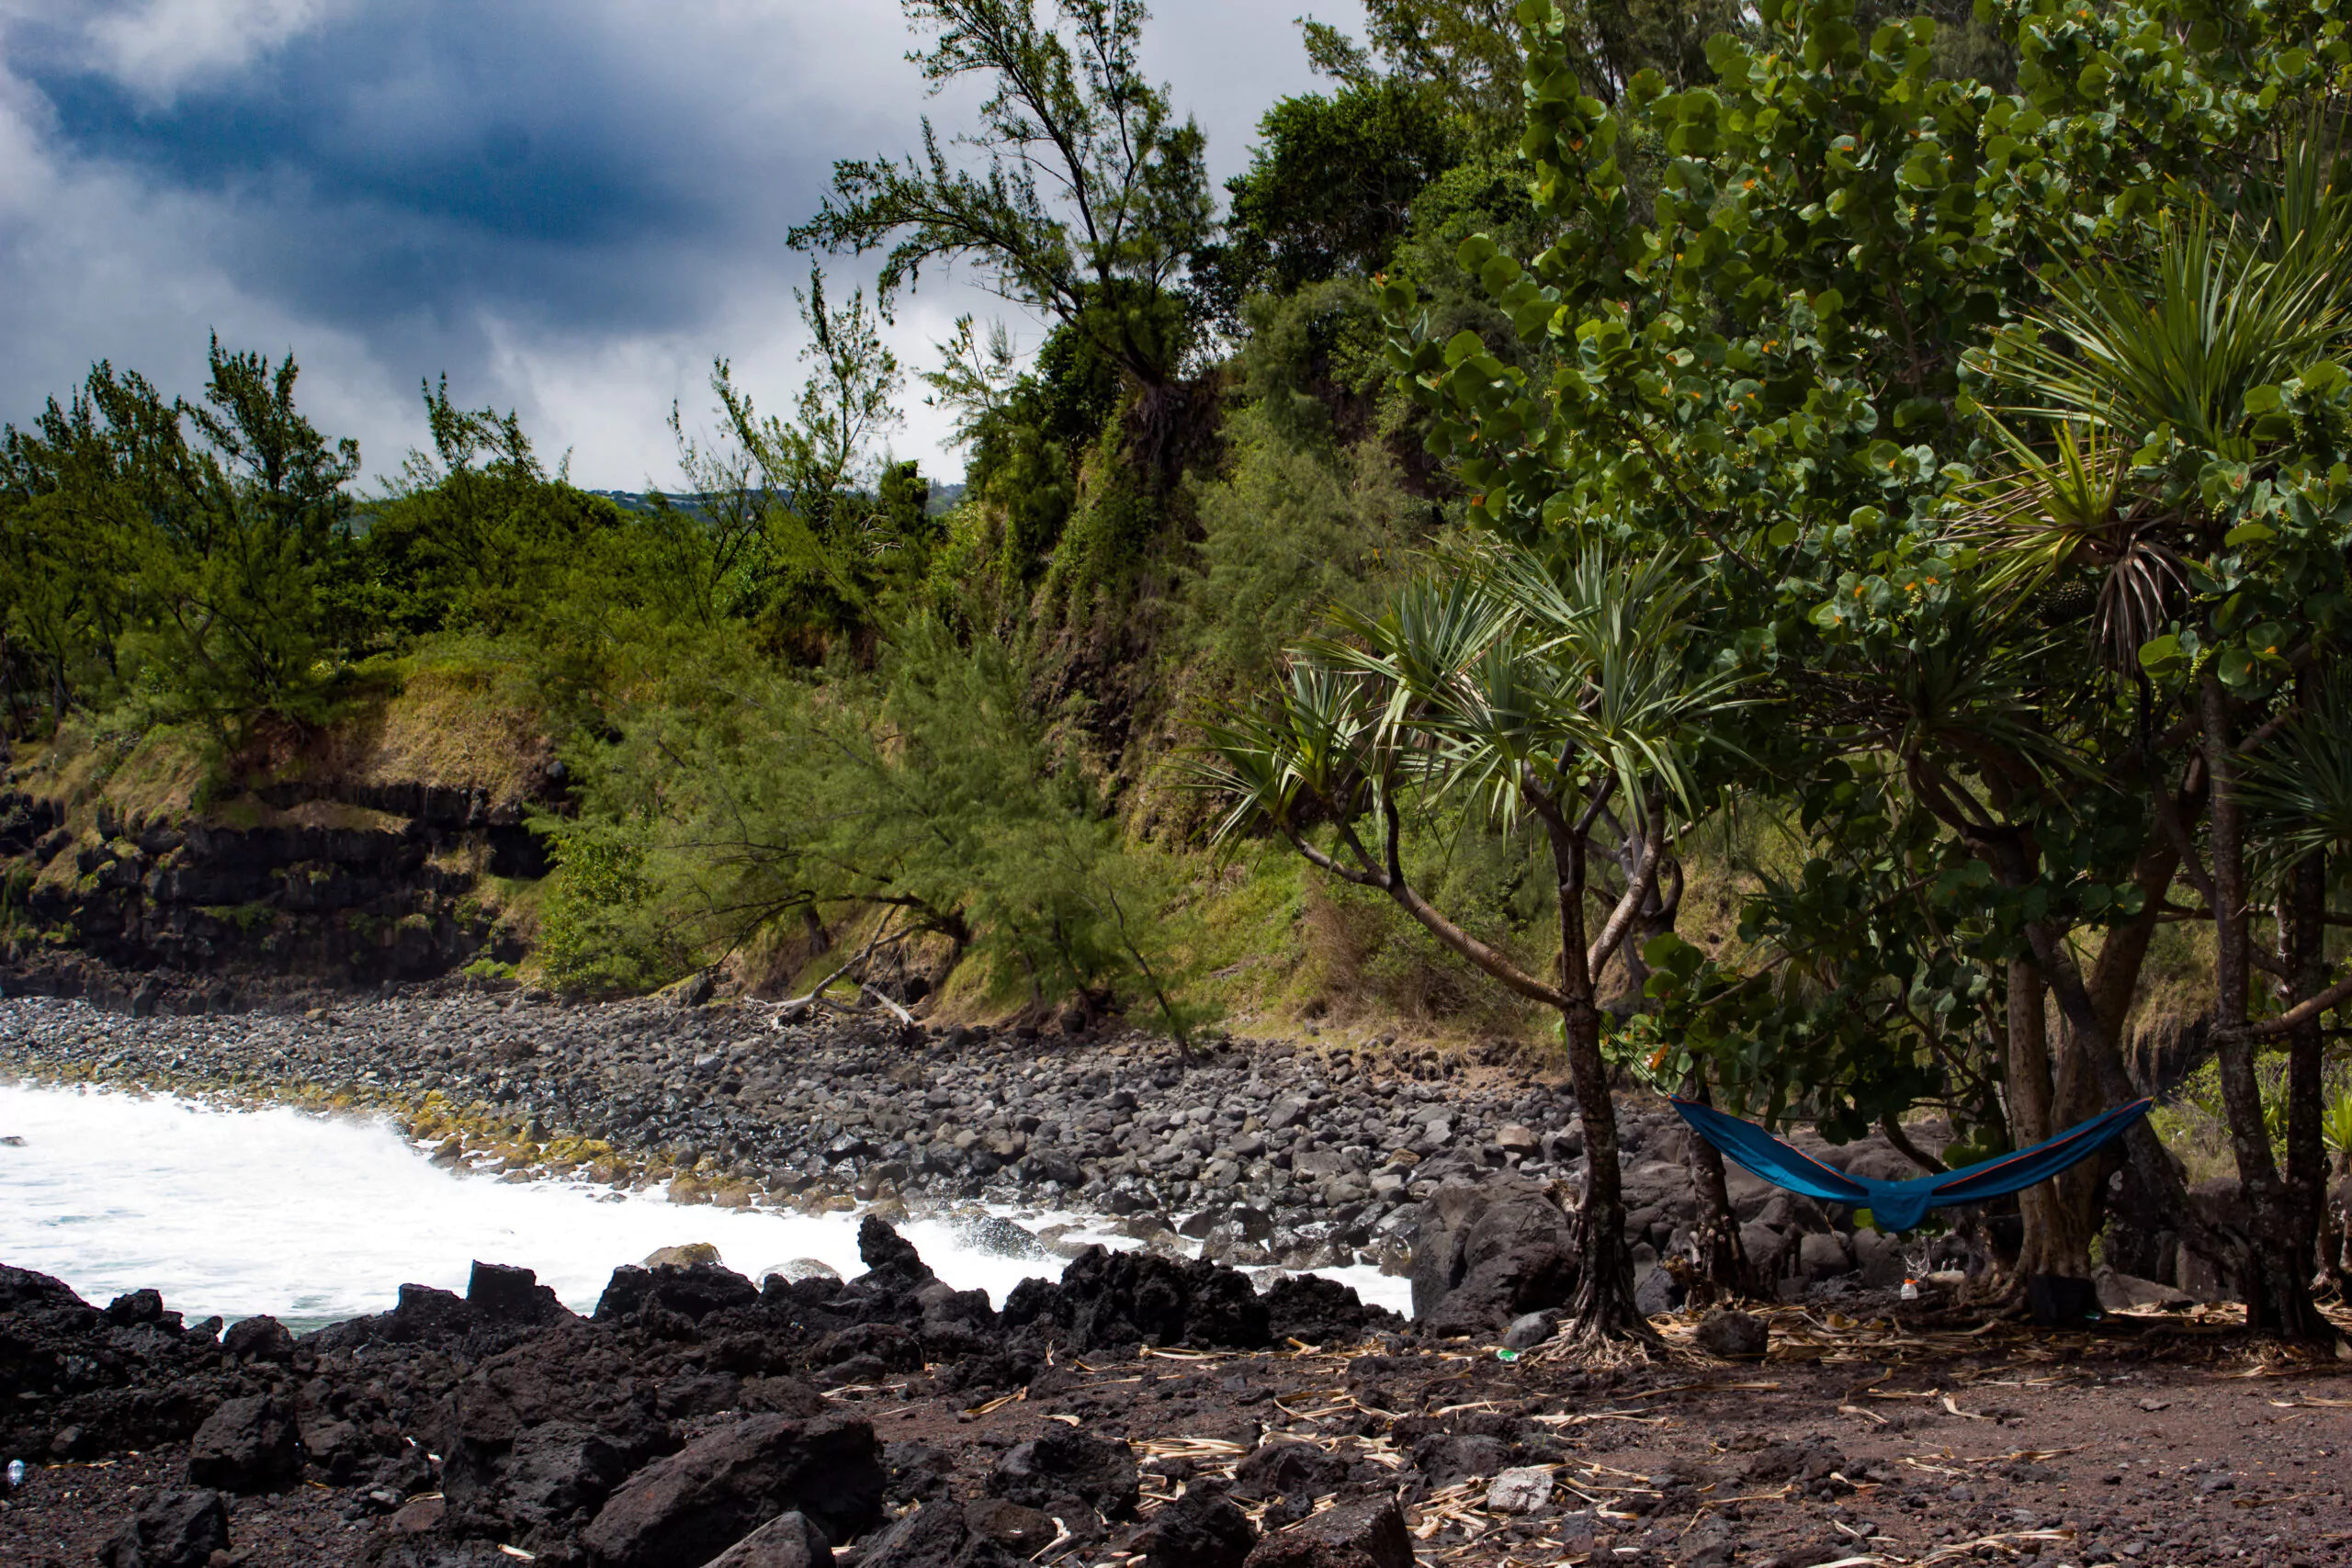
left=773, top=917, right=911, bottom=1024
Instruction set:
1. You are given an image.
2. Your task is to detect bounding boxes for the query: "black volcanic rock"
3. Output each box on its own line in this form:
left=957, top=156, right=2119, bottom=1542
left=97, top=1487, right=230, bottom=1568
left=580, top=1412, right=883, bottom=1568
left=185, top=1395, right=301, bottom=1494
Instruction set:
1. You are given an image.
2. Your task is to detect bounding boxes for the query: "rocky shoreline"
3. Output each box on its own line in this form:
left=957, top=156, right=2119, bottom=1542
left=4, top=988, right=2348, bottom=1567
left=4, top=1221, right=2345, bottom=1568
left=0, top=983, right=1962, bottom=1315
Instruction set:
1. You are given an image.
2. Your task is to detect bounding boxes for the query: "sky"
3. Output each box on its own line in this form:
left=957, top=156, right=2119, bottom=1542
left=0, top=0, right=1363, bottom=490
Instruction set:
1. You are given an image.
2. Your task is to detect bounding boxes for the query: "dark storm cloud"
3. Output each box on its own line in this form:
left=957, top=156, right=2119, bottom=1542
left=13, top=0, right=840, bottom=333
left=0, top=0, right=1357, bottom=484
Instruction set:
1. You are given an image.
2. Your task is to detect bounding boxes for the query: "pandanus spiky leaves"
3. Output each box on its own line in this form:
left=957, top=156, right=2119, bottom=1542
left=2238, top=668, right=2352, bottom=882
left=1962, top=201, right=2347, bottom=670
left=1988, top=208, right=2343, bottom=459
left=1189, top=662, right=1392, bottom=844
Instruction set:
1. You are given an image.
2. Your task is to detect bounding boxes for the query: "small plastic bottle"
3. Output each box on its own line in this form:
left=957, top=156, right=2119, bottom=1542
left=6, top=1459, right=25, bottom=1489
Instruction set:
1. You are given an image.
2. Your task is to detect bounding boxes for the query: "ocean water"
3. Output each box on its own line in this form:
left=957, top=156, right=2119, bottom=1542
left=0, top=1080, right=1411, bottom=1329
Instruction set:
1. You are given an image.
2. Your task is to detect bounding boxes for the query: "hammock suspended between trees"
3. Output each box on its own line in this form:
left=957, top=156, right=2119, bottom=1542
left=1668, top=1096, right=2156, bottom=1233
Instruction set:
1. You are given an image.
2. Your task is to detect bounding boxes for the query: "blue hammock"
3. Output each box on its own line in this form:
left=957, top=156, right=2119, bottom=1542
left=1669, top=1095, right=2154, bottom=1232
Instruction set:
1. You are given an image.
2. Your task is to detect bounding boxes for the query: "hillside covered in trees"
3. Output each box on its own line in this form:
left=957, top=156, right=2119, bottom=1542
left=6, top=0, right=2352, bottom=1340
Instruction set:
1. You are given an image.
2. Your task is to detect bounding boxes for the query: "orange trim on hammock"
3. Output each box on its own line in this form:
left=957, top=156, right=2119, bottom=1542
left=1928, top=1098, right=2153, bottom=1197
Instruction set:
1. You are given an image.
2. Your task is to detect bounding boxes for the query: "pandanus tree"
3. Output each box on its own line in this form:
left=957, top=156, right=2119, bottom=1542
left=1956, top=144, right=2352, bottom=1338
left=2240, top=670, right=2352, bottom=1302
left=1195, top=541, right=1747, bottom=1346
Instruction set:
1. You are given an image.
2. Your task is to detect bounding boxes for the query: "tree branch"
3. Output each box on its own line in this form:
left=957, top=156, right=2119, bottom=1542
left=1586, top=806, right=1663, bottom=976
left=1881, top=1111, right=1949, bottom=1176
left=2216, top=968, right=2352, bottom=1043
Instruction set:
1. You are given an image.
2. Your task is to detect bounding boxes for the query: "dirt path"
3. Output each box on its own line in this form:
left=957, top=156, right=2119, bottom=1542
left=7, top=1298, right=2346, bottom=1568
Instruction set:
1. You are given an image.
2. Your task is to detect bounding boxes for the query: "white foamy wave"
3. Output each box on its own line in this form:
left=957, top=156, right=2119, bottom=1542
left=0, top=1081, right=1069, bottom=1326
left=0, top=1080, right=1415, bottom=1328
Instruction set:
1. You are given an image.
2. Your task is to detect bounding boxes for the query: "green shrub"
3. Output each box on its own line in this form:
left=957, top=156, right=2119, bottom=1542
left=2154, top=1053, right=2352, bottom=1185
left=533, top=831, right=692, bottom=996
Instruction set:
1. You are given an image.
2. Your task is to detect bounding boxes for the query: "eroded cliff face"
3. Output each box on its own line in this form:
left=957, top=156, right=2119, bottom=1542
left=1, top=678, right=556, bottom=1009
left=1, top=783, right=544, bottom=1010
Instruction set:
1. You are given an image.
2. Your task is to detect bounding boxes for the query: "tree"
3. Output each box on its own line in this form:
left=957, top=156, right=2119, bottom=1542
left=1959, top=186, right=2352, bottom=1337
left=356, top=378, right=623, bottom=645
left=1199, top=542, right=1746, bottom=1344
left=1193, top=78, right=1463, bottom=325
left=1, top=344, right=359, bottom=740
left=788, top=0, right=1213, bottom=392
left=1384, top=0, right=2349, bottom=1342
left=566, top=612, right=1195, bottom=1032
left=0, top=378, right=143, bottom=728
left=151, top=341, right=361, bottom=732
left=1301, top=0, right=1746, bottom=142
left=667, top=268, right=923, bottom=653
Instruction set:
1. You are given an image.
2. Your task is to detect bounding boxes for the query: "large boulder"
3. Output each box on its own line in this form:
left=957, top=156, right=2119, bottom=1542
left=1739, top=1221, right=1796, bottom=1281
left=595, top=1260, right=762, bottom=1322
left=219, top=1314, right=294, bottom=1362
left=436, top=1328, right=673, bottom=1531
left=1260, top=1275, right=1399, bottom=1347
left=304, top=1282, right=472, bottom=1352
left=97, top=1489, right=229, bottom=1568
left=1127, top=1483, right=1258, bottom=1568
left=1047, top=1248, right=1271, bottom=1351
left=1617, top=1158, right=1700, bottom=1222
left=468, top=1261, right=573, bottom=1328
left=1851, top=1228, right=1906, bottom=1288
left=1242, top=1495, right=1413, bottom=1568
left=0, top=1268, right=102, bottom=1405
left=1422, top=1244, right=1577, bottom=1340
left=853, top=1499, right=1026, bottom=1567
left=1826, top=1140, right=1932, bottom=1185
left=986, top=1427, right=1139, bottom=1518
left=700, top=1510, right=835, bottom=1568
left=493, top=1422, right=642, bottom=1529
left=962, top=1497, right=1059, bottom=1554
left=1408, top=1177, right=1578, bottom=1332
left=1230, top=1441, right=1351, bottom=1503
left=1797, top=1232, right=1853, bottom=1280
left=854, top=1216, right=934, bottom=1287
left=1693, top=1307, right=1768, bottom=1359
left=2095, top=1268, right=2196, bottom=1312
left=582, top=1414, right=883, bottom=1568
left=1411, top=1432, right=1514, bottom=1488
left=185, top=1395, right=301, bottom=1493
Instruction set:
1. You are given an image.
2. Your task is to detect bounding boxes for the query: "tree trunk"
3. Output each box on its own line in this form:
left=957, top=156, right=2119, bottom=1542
left=1618, top=845, right=1747, bottom=1303
left=1601, top=831, right=1681, bottom=1015
left=1561, top=994, right=1651, bottom=1341
left=2201, top=674, right=2326, bottom=1339
left=1548, top=815, right=1656, bottom=1348
left=2007, top=958, right=2093, bottom=1278
left=2324, top=1156, right=2351, bottom=1298
left=1681, top=1077, right=1758, bottom=1302
left=2018, top=908, right=2230, bottom=1281
left=2047, top=827, right=2185, bottom=1269
left=1954, top=777, right=2233, bottom=1288
left=1296, top=787, right=1659, bottom=1345
left=2282, top=846, right=2327, bottom=1302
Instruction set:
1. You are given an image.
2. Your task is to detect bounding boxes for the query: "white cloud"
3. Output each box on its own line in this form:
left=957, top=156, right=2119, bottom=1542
left=470, top=259, right=1046, bottom=493
left=81, top=0, right=345, bottom=101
